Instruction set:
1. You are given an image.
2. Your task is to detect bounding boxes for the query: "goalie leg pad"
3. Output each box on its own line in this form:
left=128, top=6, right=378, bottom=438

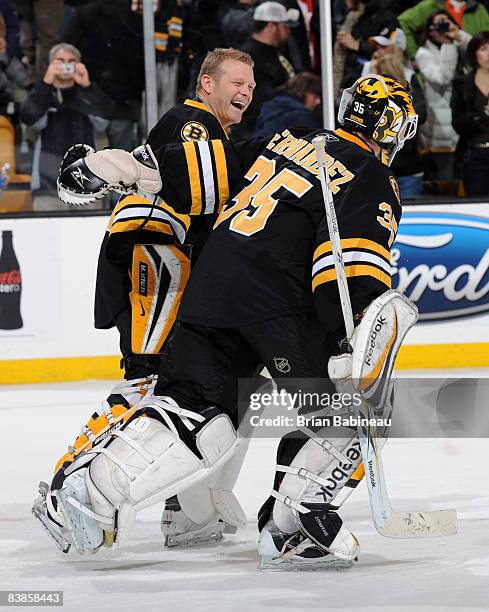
left=85, top=397, right=238, bottom=546
left=160, top=436, right=249, bottom=547
left=351, top=289, right=418, bottom=411
left=267, top=429, right=363, bottom=562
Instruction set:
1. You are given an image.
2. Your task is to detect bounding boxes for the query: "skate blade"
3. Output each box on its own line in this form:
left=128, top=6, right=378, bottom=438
left=259, top=555, right=356, bottom=571
left=164, top=527, right=224, bottom=548
left=31, top=505, right=71, bottom=554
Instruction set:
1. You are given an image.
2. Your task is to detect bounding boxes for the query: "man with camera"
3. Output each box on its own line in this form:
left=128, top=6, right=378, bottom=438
left=20, top=43, right=114, bottom=210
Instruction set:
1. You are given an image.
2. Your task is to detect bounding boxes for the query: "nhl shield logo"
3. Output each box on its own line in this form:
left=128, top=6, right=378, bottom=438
left=273, top=357, right=291, bottom=373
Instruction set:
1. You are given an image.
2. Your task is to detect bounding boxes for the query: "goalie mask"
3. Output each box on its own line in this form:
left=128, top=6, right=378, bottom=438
left=338, top=74, right=418, bottom=166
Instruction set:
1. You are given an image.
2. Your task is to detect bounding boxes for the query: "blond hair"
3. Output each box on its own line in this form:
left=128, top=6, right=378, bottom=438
left=371, top=47, right=406, bottom=82
left=195, top=48, right=254, bottom=95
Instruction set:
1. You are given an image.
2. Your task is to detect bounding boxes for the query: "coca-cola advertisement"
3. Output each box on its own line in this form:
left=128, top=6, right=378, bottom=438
left=0, top=218, right=64, bottom=344
left=0, top=230, right=23, bottom=329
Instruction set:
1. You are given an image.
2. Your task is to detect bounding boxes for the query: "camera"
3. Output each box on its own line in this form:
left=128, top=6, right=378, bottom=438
left=432, top=21, right=450, bottom=33
left=61, top=63, right=75, bottom=75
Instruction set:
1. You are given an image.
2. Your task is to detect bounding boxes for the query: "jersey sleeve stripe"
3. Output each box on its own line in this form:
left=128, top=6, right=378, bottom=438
left=312, top=264, right=391, bottom=291
left=196, top=141, right=216, bottom=214
left=111, top=206, right=188, bottom=243
left=183, top=141, right=203, bottom=214
left=312, top=250, right=391, bottom=277
left=110, top=218, right=175, bottom=237
left=211, top=140, right=229, bottom=208
left=314, top=238, right=391, bottom=262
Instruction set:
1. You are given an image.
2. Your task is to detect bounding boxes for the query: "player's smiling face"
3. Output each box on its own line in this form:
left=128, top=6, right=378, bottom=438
left=205, top=59, right=255, bottom=128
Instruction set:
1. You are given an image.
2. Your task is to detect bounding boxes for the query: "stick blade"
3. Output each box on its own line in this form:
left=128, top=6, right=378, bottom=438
left=376, top=509, right=458, bottom=539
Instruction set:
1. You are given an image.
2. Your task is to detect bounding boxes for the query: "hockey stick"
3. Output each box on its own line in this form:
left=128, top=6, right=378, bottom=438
left=312, top=135, right=457, bottom=538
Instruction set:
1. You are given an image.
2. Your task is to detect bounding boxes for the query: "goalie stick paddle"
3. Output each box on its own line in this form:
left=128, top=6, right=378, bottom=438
left=312, top=135, right=457, bottom=538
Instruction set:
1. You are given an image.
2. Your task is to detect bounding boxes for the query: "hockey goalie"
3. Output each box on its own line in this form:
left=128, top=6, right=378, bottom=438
left=35, top=75, right=435, bottom=568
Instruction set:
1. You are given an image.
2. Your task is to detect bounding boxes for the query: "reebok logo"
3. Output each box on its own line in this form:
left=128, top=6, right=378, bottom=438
left=368, top=460, right=376, bottom=487
left=364, top=315, right=387, bottom=366
left=314, top=440, right=361, bottom=501
left=71, top=167, right=90, bottom=189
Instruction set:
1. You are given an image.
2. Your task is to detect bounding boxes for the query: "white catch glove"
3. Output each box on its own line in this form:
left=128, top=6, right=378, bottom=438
left=57, top=143, right=162, bottom=206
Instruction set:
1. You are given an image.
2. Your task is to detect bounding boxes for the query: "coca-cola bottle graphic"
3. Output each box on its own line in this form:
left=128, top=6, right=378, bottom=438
left=0, top=230, right=23, bottom=329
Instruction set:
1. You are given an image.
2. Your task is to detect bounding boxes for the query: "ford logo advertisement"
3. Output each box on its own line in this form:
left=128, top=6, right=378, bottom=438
left=392, top=210, right=489, bottom=322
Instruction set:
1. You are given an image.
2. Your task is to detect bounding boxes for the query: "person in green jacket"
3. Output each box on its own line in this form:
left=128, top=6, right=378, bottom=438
left=399, top=0, right=489, bottom=58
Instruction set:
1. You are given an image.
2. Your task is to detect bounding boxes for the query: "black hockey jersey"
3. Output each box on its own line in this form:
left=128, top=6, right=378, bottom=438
left=154, top=127, right=401, bottom=334
left=95, top=98, right=227, bottom=330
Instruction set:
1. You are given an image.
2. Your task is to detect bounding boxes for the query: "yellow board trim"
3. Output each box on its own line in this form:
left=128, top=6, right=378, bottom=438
left=0, top=356, right=122, bottom=385
left=1, top=343, right=489, bottom=384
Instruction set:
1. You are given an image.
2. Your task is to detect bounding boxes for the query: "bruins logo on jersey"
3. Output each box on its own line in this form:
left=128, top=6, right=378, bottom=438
left=390, top=175, right=401, bottom=205
left=181, top=121, right=209, bottom=142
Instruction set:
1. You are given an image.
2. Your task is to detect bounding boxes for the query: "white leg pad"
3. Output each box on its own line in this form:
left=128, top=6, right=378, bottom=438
left=273, top=430, right=361, bottom=534
left=86, top=411, right=238, bottom=545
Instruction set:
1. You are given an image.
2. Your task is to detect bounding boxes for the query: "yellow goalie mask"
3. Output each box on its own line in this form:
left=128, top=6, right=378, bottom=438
left=338, top=74, right=418, bottom=166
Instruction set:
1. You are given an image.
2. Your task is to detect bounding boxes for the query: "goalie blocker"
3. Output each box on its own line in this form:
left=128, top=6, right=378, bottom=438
left=57, top=144, right=162, bottom=206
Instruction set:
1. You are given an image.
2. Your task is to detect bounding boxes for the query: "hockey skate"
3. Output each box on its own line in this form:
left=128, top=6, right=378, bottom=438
left=161, top=496, right=226, bottom=547
left=32, top=482, right=71, bottom=554
left=258, top=517, right=358, bottom=571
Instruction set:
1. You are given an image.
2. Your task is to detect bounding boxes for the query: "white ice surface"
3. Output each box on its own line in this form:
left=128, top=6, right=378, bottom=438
left=1, top=380, right=488, bottom=612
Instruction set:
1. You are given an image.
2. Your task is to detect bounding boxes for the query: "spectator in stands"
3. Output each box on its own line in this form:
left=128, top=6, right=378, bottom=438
left=181, top=0, right=229, bottom=98
left=1, top=0, right=23, bottom=61
left=20, top=42, right=114, bottom=210
left=452, top=31, right=489, bottom=195
left=64, top=0, right=145, bottom=150
left=14, top=0, right=64, bottom=79
left=361, top=27, right=408, bottom=75
left=154, top=0, right=184, bottom=118
left=333, top=0, right=397, bottom=102
left=0, top=12, right=29, bottom=115
left=415, top=10, right=471, bottom=181
left=236, top=1, right=299, bottom=136
left=255, top=71, right=321, bottom=135
left=368, top=38, right=427, bottom=197
left=281, top=0, right=312, bottom=72
left=221, top=0, right=257, bottom=47
left=399, top=0, right=489, bottom=60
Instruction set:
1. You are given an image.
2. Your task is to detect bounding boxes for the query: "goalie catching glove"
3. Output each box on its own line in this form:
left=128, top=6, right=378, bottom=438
left=57, top=143, right=162, bottom=206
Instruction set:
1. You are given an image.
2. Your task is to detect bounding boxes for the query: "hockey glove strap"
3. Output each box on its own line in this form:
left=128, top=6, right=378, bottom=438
left=57, top=144, right=162, bottom=206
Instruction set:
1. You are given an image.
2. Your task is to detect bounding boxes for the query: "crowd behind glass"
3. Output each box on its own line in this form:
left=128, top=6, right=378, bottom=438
left=1, top=0, right=489, bottom=213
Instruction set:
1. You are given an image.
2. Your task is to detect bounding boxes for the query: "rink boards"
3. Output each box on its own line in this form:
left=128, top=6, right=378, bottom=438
left=0, top=202, right=489, bottom=383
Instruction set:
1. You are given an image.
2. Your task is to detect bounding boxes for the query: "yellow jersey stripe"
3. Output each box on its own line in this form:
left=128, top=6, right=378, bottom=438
left=335, top=128, right=373, bottom=153
left=110, top=219, right=175, bottom=236
left=184, top=99, right=212, bottom=113
left=312, top=264, right=391, bottom=290
left=212, top=140, right=229, bottom=208
left=183, top=142, right=202, bottom=215
left=314, top=238, right=391, bottom=262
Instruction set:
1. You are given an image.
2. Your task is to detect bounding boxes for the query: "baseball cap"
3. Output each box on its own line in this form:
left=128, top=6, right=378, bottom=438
left=369, top=28, right=407, bottom=51
left=253, top=2, right=300, bottom=27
